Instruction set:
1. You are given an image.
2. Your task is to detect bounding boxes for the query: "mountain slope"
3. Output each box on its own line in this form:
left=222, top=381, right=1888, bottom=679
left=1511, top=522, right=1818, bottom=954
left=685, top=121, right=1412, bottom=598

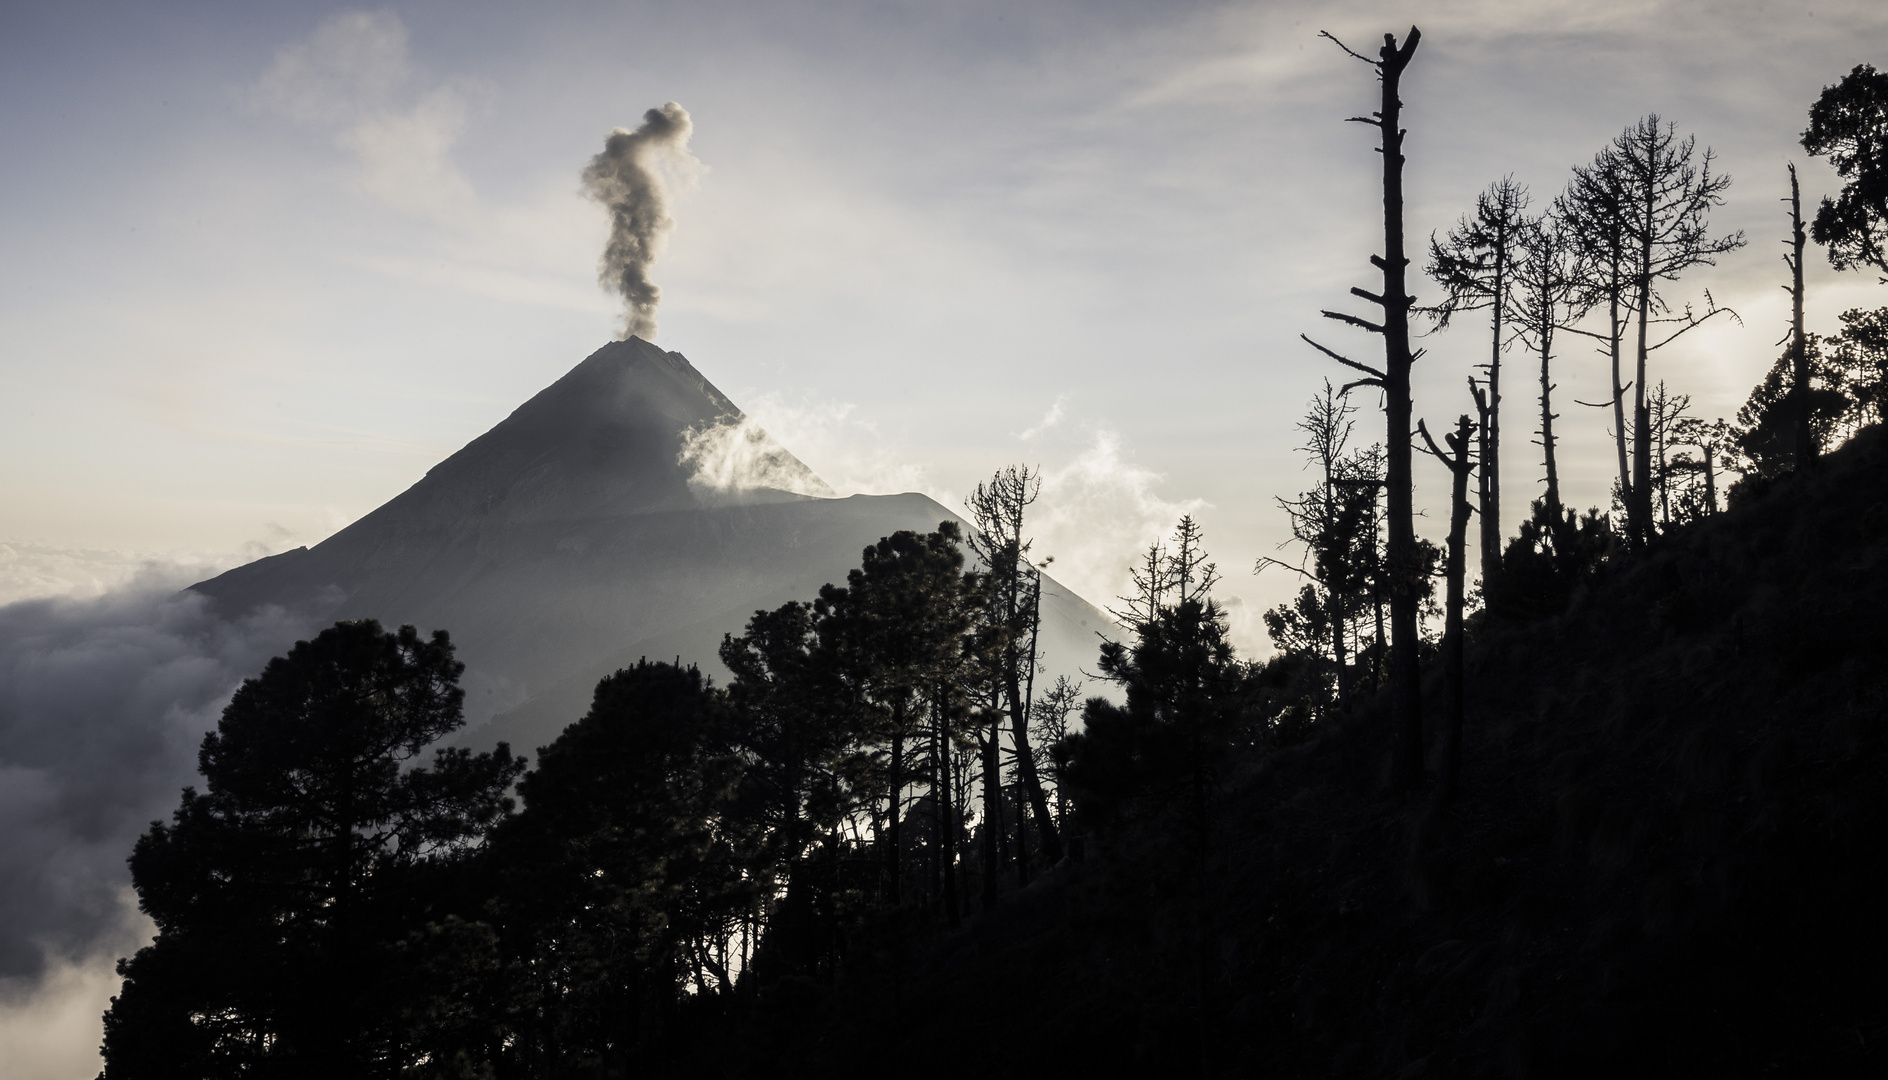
left=192, top=337, right=1114, bottom=753
left=747, top=424, right=1888, bottom=1079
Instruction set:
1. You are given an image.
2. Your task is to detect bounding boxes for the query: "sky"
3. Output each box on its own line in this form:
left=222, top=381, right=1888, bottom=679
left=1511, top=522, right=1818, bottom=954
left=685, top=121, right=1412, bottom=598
left=1, top=1, right=1885, bottom=1074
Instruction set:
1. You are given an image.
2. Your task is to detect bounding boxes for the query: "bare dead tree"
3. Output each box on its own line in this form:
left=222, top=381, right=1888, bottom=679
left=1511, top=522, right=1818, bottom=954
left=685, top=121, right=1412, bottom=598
left=1110, top=540, right=1172, bottom=630
left=1669, top=415, right=1727, bottom=519
left=1644, top=380, right=1695, bottom=529
left=1786, top=162, right=1815, bottom=470
left=1417, top=412, right=1477, bottom=804
left=1558, top=159, right=1637, bottom=522
left=1304, top=26, right=1425, bottom=794
left=1427, top=177, right=1528, bottom=584
left=1169, top=516, right=1221, bottom=607
left=1509, top=212, right=1591, bottom=550
left=1568, top=117, right=1744, bottom=544
left=1030, top=674, right=1083, bottom=832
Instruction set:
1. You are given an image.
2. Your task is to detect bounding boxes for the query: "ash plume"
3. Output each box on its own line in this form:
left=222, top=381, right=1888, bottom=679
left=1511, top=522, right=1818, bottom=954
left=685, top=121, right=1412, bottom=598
left=581, top=102, right=698, bottom=341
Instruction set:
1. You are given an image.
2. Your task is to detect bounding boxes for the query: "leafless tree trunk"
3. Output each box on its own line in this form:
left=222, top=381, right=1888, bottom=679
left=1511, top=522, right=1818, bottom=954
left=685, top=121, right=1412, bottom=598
left=1419, top=413, right=1477, bottom=804
left=933, top=693, right=960, bottom=929
left=1512, top=213, right=1587, bottom=548
left=1428, top=177, right=1526, bottom=583
left=886, top=718, right=903, bottom=905
left=1307, top=26, right=1424, bottom=793
left=1616, top=118, right=1743, bottom=542
left=979, top=713, right=1001, bottom=911
left=1788, top=162, right=1814, bottom=470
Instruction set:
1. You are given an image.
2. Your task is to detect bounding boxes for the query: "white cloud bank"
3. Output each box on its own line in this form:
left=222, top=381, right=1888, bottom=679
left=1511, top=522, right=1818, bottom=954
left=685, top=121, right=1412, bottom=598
left=0, top=572, right=319, bottom=1080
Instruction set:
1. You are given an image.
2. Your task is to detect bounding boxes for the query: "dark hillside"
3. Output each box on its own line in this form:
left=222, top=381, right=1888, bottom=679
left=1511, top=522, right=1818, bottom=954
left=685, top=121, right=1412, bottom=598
left=739, top=425, right=1888, bottom=1079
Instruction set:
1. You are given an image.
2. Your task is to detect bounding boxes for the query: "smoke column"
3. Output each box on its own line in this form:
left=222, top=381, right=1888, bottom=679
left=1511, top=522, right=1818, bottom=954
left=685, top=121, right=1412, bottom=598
left=581, top=102, right=698, bottom=341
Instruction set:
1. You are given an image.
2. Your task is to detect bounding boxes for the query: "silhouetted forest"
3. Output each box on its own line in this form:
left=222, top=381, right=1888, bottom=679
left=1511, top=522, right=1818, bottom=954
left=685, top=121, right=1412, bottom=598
left=100, top=37, right=1888, bottom=1080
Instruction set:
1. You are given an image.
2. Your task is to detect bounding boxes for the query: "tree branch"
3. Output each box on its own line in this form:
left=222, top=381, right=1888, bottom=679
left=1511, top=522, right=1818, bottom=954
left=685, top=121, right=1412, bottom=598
left=1319, top=30, right=1376, bottom=64
left=1322, top=309, right=1386, bottom=334
left=1301, top=333, right=1387, bottom=379
left=1255, top=556, right=1317, bottom=580
left=1573, top=381, right=1633, bottom=409
left=1647, top=297, right=1742, bottom=351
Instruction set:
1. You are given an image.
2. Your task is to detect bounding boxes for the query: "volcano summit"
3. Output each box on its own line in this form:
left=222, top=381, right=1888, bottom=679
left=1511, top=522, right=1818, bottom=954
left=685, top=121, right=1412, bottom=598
left=192, top=337, right=1112, bottom=753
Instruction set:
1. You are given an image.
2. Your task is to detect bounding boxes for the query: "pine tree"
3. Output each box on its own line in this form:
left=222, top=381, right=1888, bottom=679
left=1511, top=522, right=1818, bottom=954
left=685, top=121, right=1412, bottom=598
left=102, top=621, right=523, bottom=1080
left=817, top=524, right=984, bottom=906
left=966, top=468, right=1064, bottom=875
left=720, top=601, right=862, bottom=978
left=490, top=659, right=747, bottom=1075
left=1803, top=64, right=1888, bottom=281
left=1262, top=384, right=1383, bottom=711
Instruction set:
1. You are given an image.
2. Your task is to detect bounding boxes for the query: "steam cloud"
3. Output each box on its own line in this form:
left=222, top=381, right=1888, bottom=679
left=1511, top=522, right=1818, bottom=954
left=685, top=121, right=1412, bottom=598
left=679, top=415, right=836, bottom=499
left=581, top=102, right=699, bottom=341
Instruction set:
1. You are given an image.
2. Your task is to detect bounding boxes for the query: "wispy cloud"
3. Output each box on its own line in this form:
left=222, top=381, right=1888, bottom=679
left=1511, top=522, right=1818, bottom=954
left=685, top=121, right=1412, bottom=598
left=1016, top=396, right=1066, bottom=441
left=1030, top=427, right=1205, bottom=616
left=732, top=392, right=946, bottom=502
left=247, top=10, right=593, bottom=307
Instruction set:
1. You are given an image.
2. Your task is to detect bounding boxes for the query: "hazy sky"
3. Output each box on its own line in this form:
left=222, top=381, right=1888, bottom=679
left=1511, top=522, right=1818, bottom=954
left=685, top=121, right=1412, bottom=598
left=3, top=3, right=1886, bottom=1074
left=4, top=0, right=1884, bottom=647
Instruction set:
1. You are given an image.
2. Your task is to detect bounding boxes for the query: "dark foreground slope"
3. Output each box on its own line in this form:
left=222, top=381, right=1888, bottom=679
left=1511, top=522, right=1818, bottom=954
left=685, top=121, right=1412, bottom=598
left=192, top=338, right=1111, bottom=755
left=741, top=428, right=1888, bottom=1079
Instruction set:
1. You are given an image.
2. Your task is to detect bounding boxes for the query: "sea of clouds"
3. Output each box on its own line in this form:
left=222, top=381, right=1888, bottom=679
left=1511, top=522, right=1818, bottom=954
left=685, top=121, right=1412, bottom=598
left=0, top=555, right=318, bottom=1077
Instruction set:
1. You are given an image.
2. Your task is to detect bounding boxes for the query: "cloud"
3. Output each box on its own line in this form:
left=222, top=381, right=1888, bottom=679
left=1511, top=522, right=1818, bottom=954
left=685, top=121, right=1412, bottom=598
left=677, top=414, right=836, bottom=499
left=1030, top=428, right=1206, bottom=616
left=0, top=571, right=319, bottom=1074
left=340, top=85, right=479, bottom=224
left=249, top=10, right=412, bottom=126
left=731, top=393, right=946, bottom=501
left=0, top=542, right=213, bottom=607
left=249, top=12, right=487, bottom=230
left=1016, top=396, right=1066, bottom=441
left=0, top=952, right=129, bottom=1080
left=244, top=10, right=655, bottom=321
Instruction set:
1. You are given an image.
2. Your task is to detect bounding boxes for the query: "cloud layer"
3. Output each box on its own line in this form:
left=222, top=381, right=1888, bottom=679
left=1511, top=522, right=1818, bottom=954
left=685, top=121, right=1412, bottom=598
left=0, top=572, right=317, bottom=1072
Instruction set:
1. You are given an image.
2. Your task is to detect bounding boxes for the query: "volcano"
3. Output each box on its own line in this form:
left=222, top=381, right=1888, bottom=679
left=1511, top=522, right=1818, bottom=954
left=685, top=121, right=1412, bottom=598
left=191, top=337, right=1115, bottom=754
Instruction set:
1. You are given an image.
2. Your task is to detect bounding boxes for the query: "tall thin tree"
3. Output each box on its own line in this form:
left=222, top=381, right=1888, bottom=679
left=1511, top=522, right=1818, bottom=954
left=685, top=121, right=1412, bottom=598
left=1575, top=117, right=1744, bottom=543
left=1786, top=162, right=1815, bottom=469
left=1418, top=414, right=1476, bottom=804
left=1558, top=159, right=1638, bottom=521
left=966, top=468, right=1064, bottom=876
left=1509, top=211, right=1590, bottom=549
left=1303, top=26, right=1426, bottom=793
left=1428, top=177, right=1528, bottom=583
